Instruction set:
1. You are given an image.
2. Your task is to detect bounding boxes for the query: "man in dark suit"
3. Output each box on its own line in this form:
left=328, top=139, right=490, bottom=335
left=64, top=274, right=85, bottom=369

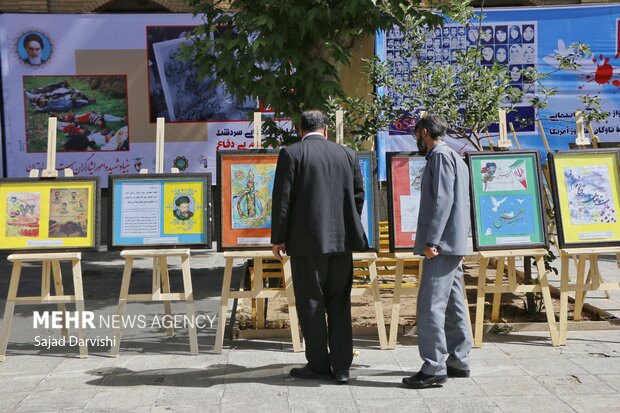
left=403, top=114, right=472, bottom=389
left=271, top=109, right=368, bottom=384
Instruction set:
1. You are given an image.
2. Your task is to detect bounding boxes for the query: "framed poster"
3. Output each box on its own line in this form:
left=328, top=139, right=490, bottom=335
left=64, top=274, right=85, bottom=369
left=467, top=150, right=547, bottom=251
left=548, top=149, right=620, bottom=249
left=217, top=150, right=278, bottom=251
left=386, top=152, right=427, bottom=252
left=357, top=152, right=380, bottom=252
left=0, top=176, right=99, bottom=251
left=108, top=173, right=212, bottom=250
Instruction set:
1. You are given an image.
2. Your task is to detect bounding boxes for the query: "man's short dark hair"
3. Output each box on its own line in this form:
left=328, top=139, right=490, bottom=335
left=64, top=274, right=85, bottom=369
left=414, top=113, right=448, bottom=140
left=300, top=110, right=328, bottom=132
left=23, top=33, right=43, bottom=49
left=175, top=195, right=190, bottom=206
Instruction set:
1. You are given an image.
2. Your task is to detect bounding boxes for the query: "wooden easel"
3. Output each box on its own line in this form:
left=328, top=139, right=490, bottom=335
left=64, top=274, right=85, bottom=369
left=111, top=118, right=198, bottom=356
left=351, top=252, right=388, bottom=349
left=0, top=117, right=88, bottom=360
left=214, top=251, right=303, bottom=353
left=558, top=246, right=620, bottom=345
left=474, top=249, right=559, bottom=347
left=497, top=109, right=513, bottom=149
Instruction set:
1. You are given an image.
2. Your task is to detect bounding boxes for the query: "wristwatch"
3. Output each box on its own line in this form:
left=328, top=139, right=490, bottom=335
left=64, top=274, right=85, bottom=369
left=426, top=243, right=441, bottom=251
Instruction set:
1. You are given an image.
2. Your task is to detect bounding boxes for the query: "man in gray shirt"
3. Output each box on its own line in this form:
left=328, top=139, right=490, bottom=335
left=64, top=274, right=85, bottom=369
left=403, top=114, right=472, bottom=389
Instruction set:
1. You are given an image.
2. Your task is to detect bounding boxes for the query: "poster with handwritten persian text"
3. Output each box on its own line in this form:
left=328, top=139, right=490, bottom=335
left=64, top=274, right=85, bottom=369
left=549, top=150, right=620, bottom=248
left=564, top=165, right=617, bottom=225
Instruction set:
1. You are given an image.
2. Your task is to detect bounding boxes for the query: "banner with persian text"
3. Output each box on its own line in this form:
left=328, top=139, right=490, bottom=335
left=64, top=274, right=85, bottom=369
left=0, top=14, right=290, bottom=186
left=376, top=4, right=620, bottom=180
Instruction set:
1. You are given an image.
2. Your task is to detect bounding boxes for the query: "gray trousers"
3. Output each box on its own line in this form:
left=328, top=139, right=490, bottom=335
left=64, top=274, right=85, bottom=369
left=417, top=254, right=472, bottom=375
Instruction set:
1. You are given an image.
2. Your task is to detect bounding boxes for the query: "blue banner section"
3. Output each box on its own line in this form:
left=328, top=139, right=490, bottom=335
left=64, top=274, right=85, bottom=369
left=376, top=4, right=620, bottom=180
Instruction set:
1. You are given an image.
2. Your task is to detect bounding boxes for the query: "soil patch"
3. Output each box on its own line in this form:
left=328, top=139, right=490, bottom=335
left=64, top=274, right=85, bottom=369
left=235, top=260, right=603, bottom=331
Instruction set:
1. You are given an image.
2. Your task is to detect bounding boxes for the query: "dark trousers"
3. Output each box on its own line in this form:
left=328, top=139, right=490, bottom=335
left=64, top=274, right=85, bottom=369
left=290, top=253, right=353, bottom=374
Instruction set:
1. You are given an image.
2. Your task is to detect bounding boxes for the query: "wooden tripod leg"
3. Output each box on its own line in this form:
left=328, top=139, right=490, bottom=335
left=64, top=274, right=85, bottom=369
left=490, top=257, right=505, bottom=322
left=474, top=257, right=489, bottom=348
left=388, top=258, right=405, bottom=349
left=559, top=252, right=570, bottom=346
left=180, top=254, right=198, bottom=355
left=111, top=257, right=133, bottom=357
left=283, top=257, right=302, bottom=352
left=71, top=258, right=88, bottom=358
left=368, top=258, right=388, bottom=349
left=573, top=255, right=588, bottom=321
left=160, top=256, right=174, bottom=337
left=0, top=262, right=22, bottom=361
left=51, top=260, right=69, bottom=339
left=214, top=257, right=233, bottom=354
left=535, top=256, right=559, bottom=346
left=255, top=259, right=265, bottom=329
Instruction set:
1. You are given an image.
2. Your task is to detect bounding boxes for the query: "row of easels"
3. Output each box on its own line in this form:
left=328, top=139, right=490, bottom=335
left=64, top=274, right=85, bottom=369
left=0, top=118, right=201, bottom=361
left=0, top=120, right=90, bottom=360
left=214, top=251, right=390, bottom=354
left=559, top=246, right=620, bottom=345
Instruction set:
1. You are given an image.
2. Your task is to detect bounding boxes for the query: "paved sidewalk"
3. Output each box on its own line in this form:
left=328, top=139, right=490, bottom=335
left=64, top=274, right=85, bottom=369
left=2, top=330, right=620, bottom=412
left=1, top=249, right=620, bottom=411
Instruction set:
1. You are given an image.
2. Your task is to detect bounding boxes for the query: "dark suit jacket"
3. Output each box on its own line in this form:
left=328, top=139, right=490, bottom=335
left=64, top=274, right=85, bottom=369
left=270, top=134, right=368, bottom=256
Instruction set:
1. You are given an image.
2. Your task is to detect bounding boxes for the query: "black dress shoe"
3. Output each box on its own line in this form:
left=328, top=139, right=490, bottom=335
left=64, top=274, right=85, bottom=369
left=447, top=366, right=470, bottom=378
left=402, top=371, right=447, bottom=389
left=290, top=365, right=331, bottom=380
left=333, top=370, right=349, bottom=384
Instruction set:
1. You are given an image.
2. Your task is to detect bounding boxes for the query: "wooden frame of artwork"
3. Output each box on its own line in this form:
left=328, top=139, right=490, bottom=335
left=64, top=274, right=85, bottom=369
left=467, top=150, right=548, bottom=251
left=357, top=151, right=380, bottom=252
left=386, top=151, right=426, bottom=252
left=216, top=149, right=279, bottom=252
left=107, top=173, right=212, bottom=250
left=548, top=149, right=620, bottom=249
left=0, top=176, right=100, bottom=251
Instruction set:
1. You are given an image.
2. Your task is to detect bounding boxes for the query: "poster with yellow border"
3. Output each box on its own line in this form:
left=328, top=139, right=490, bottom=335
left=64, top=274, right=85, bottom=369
left=549, top=150, right=620, bottom=248
left=0, top=177, right=99, bottom=251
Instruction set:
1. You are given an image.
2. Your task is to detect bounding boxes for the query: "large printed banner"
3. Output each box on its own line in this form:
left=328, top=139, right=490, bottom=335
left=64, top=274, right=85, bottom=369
left=0, top=14, right=289, bottom=186
left=376, top=4, right=620, bottom=180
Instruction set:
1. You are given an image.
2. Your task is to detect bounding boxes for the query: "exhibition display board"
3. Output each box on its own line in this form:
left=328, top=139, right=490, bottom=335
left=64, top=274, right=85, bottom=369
left=108, top=173, right=212, bottom=250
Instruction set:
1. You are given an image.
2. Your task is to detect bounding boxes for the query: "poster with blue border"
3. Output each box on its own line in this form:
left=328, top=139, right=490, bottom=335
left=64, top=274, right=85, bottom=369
left=376, top=4, right=620, bottom=180
left=108, top=173, right=212, bottom=250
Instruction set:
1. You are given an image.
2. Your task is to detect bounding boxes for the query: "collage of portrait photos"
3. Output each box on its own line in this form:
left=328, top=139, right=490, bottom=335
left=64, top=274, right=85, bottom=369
left=385, top=22, right=538, bottom=111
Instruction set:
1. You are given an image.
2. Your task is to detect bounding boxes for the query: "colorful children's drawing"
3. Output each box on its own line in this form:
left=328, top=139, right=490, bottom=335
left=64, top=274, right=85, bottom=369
left=231, top=163, right=275, bottom=229
left=481, top=158, right=528, bottom=192
left=6, top=192, right=40, bottom=237
left=564, top=165, right=617, bottom=225
left=480, top=194, right=535, bottom=236
left=48, top=188, right=88, bottom=238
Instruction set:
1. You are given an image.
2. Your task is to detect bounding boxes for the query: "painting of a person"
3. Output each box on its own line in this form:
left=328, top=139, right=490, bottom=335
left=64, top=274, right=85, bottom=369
left=173, top=195, right=193, bottom=221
